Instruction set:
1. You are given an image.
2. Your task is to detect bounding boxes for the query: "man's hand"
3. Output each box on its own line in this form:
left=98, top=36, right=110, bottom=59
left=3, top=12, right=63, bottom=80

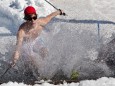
left=11, top=62, right=16, bottom=67
left=58, top=9, right=66, bottom=16
left=10, top=60, right=17, bottom=67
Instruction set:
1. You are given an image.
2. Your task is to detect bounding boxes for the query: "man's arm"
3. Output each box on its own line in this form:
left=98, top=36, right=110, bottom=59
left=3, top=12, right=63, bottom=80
left=38, top=10, right=62, bottom=26
left=12, top=29, right=24, bottom=67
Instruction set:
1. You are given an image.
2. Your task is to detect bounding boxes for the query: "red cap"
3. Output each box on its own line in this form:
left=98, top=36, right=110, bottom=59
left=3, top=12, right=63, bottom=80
left=24, top=6, right=36, bottom=15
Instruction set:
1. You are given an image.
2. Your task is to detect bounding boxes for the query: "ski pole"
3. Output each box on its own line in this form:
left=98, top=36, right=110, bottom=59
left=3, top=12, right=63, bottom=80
left=44, top=0, right=66, bottom=16
left=44, top=0, right=58, bottom=10
left=0, top=64, right=12, bottom=78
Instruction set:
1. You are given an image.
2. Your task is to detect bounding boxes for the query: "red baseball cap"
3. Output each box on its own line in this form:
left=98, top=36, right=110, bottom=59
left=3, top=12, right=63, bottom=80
left=24, top=6, right=36, bottom=15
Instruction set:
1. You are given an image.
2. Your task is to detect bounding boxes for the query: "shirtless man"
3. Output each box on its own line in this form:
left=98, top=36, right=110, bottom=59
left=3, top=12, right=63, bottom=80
left=11, top=6, right=64, bottom=67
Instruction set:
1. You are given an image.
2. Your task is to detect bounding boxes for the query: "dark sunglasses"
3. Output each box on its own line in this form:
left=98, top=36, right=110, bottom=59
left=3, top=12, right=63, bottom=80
left=24, top=15, right=37, bottom=21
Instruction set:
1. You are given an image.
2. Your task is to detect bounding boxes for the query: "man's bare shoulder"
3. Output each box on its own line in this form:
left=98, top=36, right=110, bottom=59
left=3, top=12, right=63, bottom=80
left=19, top=22, right=27, bottom=30
left=37, top=17, right=46, bottom=22
left=19, top=22, right=27, bottom=29
left=17, top=22, right=27, bottom=36
left=36, top=17, right=48, bottom=26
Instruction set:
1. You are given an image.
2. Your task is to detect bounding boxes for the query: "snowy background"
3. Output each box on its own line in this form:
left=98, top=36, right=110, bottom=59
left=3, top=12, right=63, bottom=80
left=0, top=0, right=115, bottom=86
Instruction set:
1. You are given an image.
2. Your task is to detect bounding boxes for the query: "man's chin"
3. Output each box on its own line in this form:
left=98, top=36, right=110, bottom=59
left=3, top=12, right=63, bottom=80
left=31, top=22, right=35, bottom=24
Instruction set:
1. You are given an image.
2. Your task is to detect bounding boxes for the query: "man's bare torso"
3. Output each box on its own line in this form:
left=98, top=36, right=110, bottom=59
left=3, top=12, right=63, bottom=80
left=19, top=19, right=43, bottom=42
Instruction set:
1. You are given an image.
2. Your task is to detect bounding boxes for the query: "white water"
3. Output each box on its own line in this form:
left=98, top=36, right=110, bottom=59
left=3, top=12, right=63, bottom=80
left=0, top=0, right=115, bottom=86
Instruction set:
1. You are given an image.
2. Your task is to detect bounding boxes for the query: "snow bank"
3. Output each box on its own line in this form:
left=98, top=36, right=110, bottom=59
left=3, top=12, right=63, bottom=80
left=1, top=77, right=115, bottom=86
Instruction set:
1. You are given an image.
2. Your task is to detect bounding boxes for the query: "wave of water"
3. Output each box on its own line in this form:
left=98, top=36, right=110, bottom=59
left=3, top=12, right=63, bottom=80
left=0, top=18, right=115, bottom=84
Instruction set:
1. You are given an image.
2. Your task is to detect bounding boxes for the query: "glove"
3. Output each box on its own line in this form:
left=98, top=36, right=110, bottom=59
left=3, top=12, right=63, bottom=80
left=58, top=9, right=66, bottom=15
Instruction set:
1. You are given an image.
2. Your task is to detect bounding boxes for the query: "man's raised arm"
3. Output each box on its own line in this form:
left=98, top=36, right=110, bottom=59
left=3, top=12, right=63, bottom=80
left=38, top=9, right=64, bottom=26
left=11, top=29, right=24, bottom=67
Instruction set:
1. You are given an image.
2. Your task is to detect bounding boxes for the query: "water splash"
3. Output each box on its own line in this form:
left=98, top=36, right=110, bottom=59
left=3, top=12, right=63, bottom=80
left=0, top=18, right=115, bottom=84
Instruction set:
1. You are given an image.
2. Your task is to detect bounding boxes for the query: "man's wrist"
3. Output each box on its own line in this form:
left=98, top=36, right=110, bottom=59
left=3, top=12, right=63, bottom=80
left=13, top=59, right=18, bottom=63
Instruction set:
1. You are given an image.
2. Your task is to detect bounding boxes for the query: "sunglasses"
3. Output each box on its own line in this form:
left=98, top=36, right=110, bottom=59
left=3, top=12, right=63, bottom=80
left=24, top=15, right=37, bottom=21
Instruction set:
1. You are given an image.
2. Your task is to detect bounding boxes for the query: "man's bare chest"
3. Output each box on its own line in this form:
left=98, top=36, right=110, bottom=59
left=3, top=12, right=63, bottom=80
left=24, top=26, right=42, bottom=40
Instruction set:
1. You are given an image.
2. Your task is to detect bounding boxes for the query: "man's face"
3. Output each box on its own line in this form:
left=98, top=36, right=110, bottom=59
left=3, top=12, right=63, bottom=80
left=25, top=14, right=37, bottom=24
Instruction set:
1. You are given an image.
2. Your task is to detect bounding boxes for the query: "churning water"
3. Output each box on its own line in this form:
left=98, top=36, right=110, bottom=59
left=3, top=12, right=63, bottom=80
left=0, top=18, right=115, bottom=84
